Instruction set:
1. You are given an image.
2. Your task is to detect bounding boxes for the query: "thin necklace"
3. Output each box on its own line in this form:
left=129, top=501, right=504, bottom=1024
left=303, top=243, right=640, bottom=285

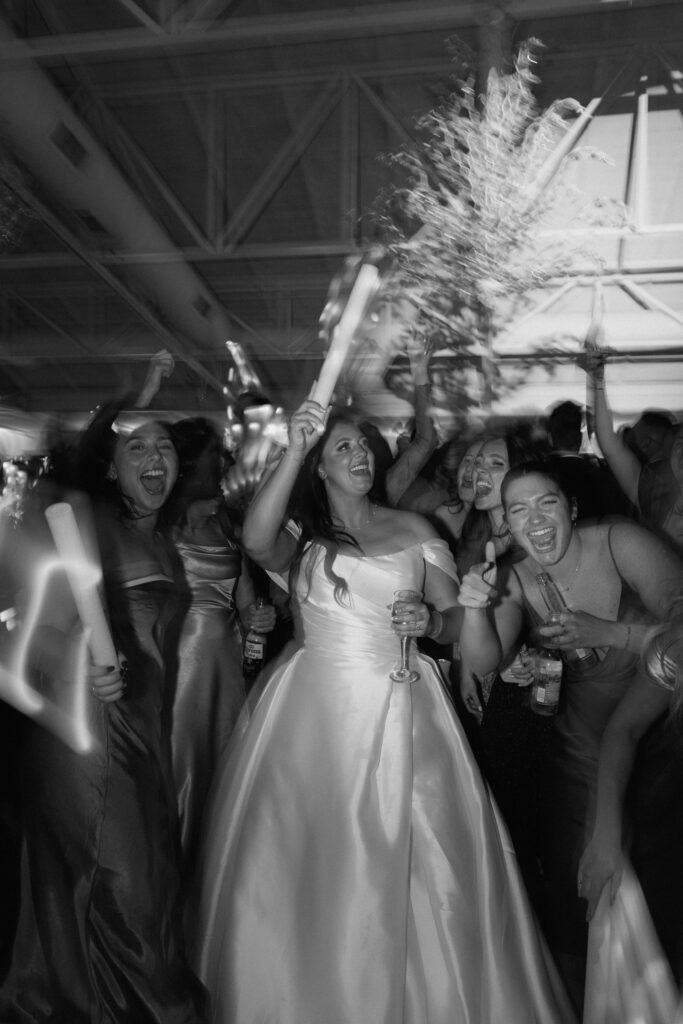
left=554, top=539, right=582, bottom=593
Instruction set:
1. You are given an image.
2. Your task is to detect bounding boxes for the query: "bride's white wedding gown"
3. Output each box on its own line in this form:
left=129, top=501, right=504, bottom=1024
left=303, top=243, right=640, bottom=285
left=193, top=539, right=576, bottom=1024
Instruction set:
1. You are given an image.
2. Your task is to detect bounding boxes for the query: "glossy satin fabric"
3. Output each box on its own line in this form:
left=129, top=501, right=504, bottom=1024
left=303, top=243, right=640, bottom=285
left=194, top=539, right=575, bottom=1024
left=0, top=519, right=205, bottom=1024
left=172, top=540, right=246, bottom=872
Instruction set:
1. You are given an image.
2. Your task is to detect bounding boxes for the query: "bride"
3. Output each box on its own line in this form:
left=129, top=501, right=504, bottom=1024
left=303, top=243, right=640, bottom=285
left=192, top=396, right=576, bottom=1024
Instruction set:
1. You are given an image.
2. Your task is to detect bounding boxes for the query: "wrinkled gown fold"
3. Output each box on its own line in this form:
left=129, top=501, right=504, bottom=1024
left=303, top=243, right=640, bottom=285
left=194, top=540, right=575, bottom=1024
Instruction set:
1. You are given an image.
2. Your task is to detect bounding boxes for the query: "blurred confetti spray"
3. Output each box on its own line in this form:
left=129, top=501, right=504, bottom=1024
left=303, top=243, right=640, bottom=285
left=373, top=37, right=626, bottom=414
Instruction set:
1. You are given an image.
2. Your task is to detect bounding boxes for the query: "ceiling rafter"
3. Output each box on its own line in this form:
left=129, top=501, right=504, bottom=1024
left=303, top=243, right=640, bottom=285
left=111, top=0, right=166, bottom=35
left=4, top=290, right=93, bottom=355
left=0, top=167, right=227, bottom=394
left=219, top=75, right=348, bottom=250
left=0, top=1, right=676, bottom=62
left=179, top=0, right=244, bottom=32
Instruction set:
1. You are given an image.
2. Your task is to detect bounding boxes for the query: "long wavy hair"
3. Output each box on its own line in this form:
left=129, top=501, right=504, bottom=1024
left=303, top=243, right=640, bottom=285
left=457, top=431, right=543, bottom=574
left=166, top=416, right=237, bottom=535
left=288, top=411, right=380, bottom=606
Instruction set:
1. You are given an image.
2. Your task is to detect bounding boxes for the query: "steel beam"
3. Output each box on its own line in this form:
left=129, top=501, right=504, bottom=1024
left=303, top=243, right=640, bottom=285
left=0, top=1, right=675, bottom=63
left=218, top=77, right=347, bottom=249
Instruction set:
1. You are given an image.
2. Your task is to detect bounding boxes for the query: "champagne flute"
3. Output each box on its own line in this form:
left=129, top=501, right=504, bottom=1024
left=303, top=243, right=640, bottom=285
left=390, top=589, right=421, bottom=683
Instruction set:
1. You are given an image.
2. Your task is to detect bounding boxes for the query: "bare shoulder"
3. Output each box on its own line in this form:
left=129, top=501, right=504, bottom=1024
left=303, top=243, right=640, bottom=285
left=374, top=505, right=439, bottom=545
left=602, top=518, right=670, bottom=558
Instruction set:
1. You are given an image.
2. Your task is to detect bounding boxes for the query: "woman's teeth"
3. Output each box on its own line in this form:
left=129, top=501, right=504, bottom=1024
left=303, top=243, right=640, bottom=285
left=475, top=479, right=492, bottom=496
left=141, top=468, right=165, bottom=493
left=528, top=526, right=555, bottom=549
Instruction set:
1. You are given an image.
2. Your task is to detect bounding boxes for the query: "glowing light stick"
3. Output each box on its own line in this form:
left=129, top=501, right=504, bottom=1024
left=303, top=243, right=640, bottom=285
left=45, top=502, right=117, bottom=668
left=311, top=258, right=384, bottom=409
left=0, top=552, right=96, bottom=753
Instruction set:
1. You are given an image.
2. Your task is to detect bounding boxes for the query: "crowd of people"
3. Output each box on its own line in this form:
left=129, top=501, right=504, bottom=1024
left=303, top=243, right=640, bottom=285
left=0, top=342, right=682, bottom=1024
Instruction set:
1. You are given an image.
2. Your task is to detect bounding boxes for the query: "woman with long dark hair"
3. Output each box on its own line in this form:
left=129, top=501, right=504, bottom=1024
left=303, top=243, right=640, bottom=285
left=192, top=398, right=575, bottom=1024
left=0, top=401, right=206, bottom=1023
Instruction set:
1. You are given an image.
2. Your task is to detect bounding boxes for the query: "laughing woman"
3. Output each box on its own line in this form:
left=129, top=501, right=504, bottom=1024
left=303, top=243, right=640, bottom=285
left=0, top=403, right=206, bottom=1024
left=192, top=400, right=576, bottom=1024
left=458, top=460, right=683, bottom=1009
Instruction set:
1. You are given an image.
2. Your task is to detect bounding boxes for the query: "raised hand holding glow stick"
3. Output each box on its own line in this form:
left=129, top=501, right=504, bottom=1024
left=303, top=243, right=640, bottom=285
left=45, top=502, right=118, bottom=668
left=310, top=252, right=385, bottom=410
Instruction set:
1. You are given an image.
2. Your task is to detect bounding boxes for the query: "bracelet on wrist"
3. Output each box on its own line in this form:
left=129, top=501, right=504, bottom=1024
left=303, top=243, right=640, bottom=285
left=427, top=609, right=443, bottom=640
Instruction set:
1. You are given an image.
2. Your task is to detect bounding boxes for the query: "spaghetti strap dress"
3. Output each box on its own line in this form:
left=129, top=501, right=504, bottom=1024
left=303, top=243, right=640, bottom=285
left=511, top=525, right=683, bottom=971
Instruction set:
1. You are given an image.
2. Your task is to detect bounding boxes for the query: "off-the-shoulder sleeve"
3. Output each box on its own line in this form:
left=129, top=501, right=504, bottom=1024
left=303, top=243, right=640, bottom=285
left=420, top=538, right=459, bottom=583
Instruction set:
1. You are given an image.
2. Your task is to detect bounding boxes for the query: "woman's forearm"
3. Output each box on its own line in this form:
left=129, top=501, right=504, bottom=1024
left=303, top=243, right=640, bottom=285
left=425, top=605, right=462, bottom=645
left=458, top=608, right=502, bottom=676
left=589, top=376, right=640, bottom=508
left=241, top=449, right=302, bottom=568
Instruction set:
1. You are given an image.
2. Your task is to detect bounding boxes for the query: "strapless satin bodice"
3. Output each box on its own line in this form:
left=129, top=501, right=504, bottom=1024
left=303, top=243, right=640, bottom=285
left=175, top=540, right=241, bottom=612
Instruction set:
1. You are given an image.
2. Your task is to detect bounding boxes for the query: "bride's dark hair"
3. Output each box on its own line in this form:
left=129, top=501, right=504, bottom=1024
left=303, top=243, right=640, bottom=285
left=288, top=410, right=379, bottom=606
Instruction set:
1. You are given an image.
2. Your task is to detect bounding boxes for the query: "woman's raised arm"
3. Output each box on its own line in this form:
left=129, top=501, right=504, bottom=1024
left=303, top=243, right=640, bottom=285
left=242, top=398, right=327, bottom=572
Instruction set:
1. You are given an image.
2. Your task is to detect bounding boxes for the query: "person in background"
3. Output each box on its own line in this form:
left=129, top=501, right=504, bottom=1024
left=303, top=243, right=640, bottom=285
left=383, top=336, right=440, bottom=509
left=167, top=416, right=276, bottom=879
left=545, top=400, right=628, bottom=521
left=625, top=408, right=677, bottom=466
left=430, top=436, right=484, bottom=546
left=0, top=401, right=206, bottom=1024
left=455, top=434, right=552, bottom=934
left=580, top=337, right=678, bottom=536
left=192, top=398, right=575, bottom=1024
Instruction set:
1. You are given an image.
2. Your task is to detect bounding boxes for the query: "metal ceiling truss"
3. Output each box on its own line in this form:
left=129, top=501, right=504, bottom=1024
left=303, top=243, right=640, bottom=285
left=0, top=2, right=681, bottom=411
left=219, top=76, right=348, bottom=251
left=0, top=1, right=676, bottom=62
left=0, top=167, right=226, bottom=394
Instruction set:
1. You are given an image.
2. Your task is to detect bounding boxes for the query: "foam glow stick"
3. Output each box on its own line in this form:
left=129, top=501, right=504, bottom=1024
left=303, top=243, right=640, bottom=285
left=311, top=262, right=381, bottom=409
left=45, top=502, right=118, bottom=667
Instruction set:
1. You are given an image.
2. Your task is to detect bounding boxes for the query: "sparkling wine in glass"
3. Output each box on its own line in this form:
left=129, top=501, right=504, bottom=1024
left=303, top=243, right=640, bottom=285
left=389, top=588, right=421, bottom=683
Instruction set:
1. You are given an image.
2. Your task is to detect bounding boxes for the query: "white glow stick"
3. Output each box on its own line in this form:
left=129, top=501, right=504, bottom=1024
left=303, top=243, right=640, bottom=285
left=45, top=502, right=118, bottom=667
left=311, top=262, right=380, bottom=409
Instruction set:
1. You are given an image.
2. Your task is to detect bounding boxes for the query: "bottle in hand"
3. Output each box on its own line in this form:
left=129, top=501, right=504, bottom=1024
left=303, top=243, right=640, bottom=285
left=535, top=572, right=598, bottom=668
left=243, top=596, right=268, bottom=681
left=530, top=648, right=563, bottom=716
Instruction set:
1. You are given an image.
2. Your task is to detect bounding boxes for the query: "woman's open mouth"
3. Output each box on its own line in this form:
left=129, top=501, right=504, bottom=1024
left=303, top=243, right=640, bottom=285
left=527, top=525, right=556, bottom=553
left=140, top=468, right=166, bottom=494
